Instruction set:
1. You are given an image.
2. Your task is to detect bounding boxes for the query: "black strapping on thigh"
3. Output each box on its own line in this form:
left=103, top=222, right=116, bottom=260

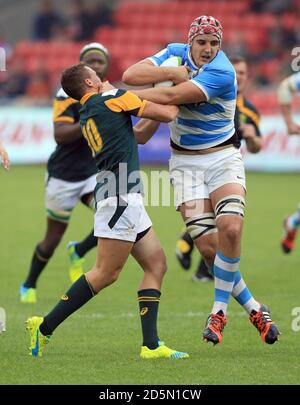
left=135, top=226, right=151, bottom=243
left=108, top=195, right=128, bottom=229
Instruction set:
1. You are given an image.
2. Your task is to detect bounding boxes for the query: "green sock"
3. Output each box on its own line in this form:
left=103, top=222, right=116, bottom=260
left=138, top=288, right=161, bottom=350
left=23, top=245, right=52, bottom=288
left=40, top=275, right=95, bottom=336
left=75, top=229, right=97, bottom=258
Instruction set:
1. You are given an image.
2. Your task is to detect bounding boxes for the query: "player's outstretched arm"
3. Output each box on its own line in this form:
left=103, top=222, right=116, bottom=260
left=280, top=105, right=300, bottom=135
left=240, top=123, right=262, bottom=153
left=123, top=60, right=189, bottom=86
left=54, top=122, right=83, bottom=145
left=133, top=119, right=160, bottom=145
left=102, top=87, right=178, bottom=123
left=131, top=81, right=207, bottom=105
left=278, top=76, right=300, bottom=135
left=0, top=142, right=10, bottom=171
left=140, top=101, right=179, bottom=123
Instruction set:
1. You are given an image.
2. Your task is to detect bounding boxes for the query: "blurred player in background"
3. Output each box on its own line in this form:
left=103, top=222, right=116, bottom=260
left=20, top=43, right=109, bottom=304
left=123, top=15, right=279, bottom=345
left=176, top=55, right=262, bottom=282
left=278, top=72, right=300, bottom=253
left=0, top=141, right=10, bottom=171
left=26, top=63, right=189, bottom=360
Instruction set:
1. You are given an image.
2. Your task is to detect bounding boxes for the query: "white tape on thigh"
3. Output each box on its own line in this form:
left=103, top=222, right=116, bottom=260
left=215, top=195, right=245, bottom=218
left=185, top=212, right=217, bottom=240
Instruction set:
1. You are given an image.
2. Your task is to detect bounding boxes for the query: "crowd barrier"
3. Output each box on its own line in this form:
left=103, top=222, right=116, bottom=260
left=1, top=107, right=300, bottom=172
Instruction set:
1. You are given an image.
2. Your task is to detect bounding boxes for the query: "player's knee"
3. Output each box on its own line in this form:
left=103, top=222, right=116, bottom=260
left=220, top=222, right=242, bottom=246
left=91, top=265, right=122, bottom=289
left=215, top=195, right=244, bottom=247
left=39, top=236, right=61, bottom=256
left=194, top=233, right=217, bottom=267
left=157, top=251, right=167, bottom=277
left=145, top=249, right=167, bottom=278
left=199, top=244, right=216, bottom=267
left=107, top=270, right=120, bottom=286
left=50, top=235, right=63, bottom=251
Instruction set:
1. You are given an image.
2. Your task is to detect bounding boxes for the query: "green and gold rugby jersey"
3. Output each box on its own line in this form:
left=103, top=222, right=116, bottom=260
left=236, top=94, right=261, bottom=139
left=79, top=89, right=147, bottom=202
left=47, top=87, right=97, bottom=182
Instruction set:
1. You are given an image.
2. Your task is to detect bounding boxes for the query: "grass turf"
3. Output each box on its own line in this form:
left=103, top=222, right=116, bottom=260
left=0, top=165, right=300, bottom=385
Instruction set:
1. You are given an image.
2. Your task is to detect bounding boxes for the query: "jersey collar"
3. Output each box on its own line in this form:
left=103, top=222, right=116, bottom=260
left=187, top=46, right=221, bottom=72
left=80, top=92, right=98, bottom=105
left=187, top=46, right=199, bottom=70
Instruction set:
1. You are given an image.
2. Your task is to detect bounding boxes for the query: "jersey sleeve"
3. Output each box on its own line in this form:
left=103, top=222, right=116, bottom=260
left=147, top=43, right=186, bottom=66
left=53, top=88, right=79, bottom=124
left=104, top=90, right=147, bottom=117
left=239, top=99, right=261, bottom=137
left=246, top=106, right=261, bottom=136
left=190, top=67, right=235, bottom=100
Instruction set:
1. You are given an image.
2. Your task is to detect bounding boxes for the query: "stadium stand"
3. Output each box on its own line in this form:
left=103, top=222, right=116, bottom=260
left=1, top=0, right=300, bottom=114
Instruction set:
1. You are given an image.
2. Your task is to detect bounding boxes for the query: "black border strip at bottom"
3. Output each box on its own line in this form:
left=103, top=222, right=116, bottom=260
left=0, top=385, right=298, bottom=402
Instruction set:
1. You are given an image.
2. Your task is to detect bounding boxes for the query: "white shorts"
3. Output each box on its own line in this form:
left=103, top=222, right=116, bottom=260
left=45, top=173, right=97, bottom=222
left=169, top=147, right=246, bottom=208
left=94, top=193, right=152, bottom=242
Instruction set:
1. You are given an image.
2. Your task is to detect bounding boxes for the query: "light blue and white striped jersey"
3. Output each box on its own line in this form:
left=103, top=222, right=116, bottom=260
left=148, top=43, right=237, bottom=150
left=290, top=72, right=300, bottom=91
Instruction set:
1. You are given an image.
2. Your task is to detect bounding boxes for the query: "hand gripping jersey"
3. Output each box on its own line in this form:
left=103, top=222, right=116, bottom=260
left=149, top=43, right=237, bottom=150
left=48, top=88, right=97, bottom=182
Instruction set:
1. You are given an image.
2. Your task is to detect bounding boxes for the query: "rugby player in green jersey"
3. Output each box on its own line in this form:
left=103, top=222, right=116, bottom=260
left=20, top=43, right=111, bottom=304
left=26, top=63, right=189, bottom=360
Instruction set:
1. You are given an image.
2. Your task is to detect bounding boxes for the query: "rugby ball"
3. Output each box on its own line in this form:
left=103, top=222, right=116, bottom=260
left=154, top=56, right=182, bottom=88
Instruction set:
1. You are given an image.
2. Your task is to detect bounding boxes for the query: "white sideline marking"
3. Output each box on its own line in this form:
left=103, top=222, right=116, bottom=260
left=13, top=310, right=247, bottom=321
left=73, top=310, right=247, bottom=320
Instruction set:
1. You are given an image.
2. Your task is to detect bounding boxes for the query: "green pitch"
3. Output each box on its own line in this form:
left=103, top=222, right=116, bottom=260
left=1, top=165, right=300, bottom=385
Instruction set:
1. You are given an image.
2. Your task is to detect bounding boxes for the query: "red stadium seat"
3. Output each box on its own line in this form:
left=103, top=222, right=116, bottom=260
left=281, top=12, right=298, bottom=29
left=118, top=57, right=136, bottom=73
left=94, top=26, right=114, bottom=43
left=14, top=41, right=33, bottom=58
left=10, top=0, right=294, bottom=102
left=30, top=42, right=49, bottom=57
left=258, top=13, right=277, bottom=29
left=260, top=60, right=280, bottom=79
left=25, top=58, right=42, bottom=74
left=247, top=90, right=279, bottom=115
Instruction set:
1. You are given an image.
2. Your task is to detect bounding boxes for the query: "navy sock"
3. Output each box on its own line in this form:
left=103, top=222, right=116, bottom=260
left=75, top=230, right=97, bottom=258
left=40, top=275, right=95, bottom=336
left=23, top=245, right=52, bottom=288
left=138, top=289, right=161, bottom=350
